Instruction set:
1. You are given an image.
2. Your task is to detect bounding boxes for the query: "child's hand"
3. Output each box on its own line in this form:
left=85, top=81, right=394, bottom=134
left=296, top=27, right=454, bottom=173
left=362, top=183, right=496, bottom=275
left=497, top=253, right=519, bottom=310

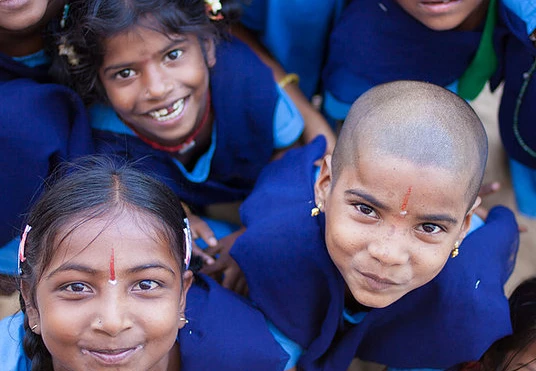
left=476, top=182, right=527, bottom=232
left=181, top=203, right=217, bottom=265
left=201, top=227, right=248, bottom=295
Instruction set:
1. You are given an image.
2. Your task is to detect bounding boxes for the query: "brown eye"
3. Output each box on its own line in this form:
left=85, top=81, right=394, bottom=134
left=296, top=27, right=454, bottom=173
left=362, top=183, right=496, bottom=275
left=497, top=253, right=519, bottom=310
left=166, top=49, right=182, bottom=61
left=133, top=280, right=159, bottom=291
left=356, top=204, right=378, bottom=218
left=419, top=223, right=442, bottom=234
left=64, top=282, right=90, bottom=292
left=116, top=69, right=134, bottom=79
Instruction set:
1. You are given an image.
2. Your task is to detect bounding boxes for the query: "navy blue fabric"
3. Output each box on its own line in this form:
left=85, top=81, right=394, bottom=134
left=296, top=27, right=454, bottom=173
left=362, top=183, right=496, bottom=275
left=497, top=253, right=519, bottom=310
left=232, top=137, right=519, bottom=370
left=93, top=38, right=277, bottom=207
left=0, top=52, right=93, bottom=247
left=322, top=0, right=482, bottom=103
left=492, top=3, right=536, bottom=168
left=180, top=274, right=288, bottom=370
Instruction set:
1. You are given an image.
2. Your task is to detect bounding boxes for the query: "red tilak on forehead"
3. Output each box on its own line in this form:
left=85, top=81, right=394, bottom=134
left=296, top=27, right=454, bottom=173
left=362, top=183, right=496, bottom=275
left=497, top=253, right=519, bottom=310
left=109, top=248, right=117, bottom=285
left=400, top=186, right=412, bottom=214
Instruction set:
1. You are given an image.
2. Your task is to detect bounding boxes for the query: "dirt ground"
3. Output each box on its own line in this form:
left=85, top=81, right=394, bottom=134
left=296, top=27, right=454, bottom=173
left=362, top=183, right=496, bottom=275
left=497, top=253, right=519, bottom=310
left=0, top=85, right=533, bottom=369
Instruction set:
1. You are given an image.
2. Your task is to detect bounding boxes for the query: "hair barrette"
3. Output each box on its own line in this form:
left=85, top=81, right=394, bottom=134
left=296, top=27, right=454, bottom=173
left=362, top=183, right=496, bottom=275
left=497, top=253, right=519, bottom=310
left=205, top=0, right=224, bottom=20
left=60, top=3, right=70, bottom=29
left=58, top=37, right=80, bottom=66
left=17, top=225, right=32, bottom=275
left=183, top=218, right=192, bottom=269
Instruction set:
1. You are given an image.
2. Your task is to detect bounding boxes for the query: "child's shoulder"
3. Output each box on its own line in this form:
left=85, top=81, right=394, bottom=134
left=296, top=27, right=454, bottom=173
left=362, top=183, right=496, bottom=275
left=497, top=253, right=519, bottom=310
left=180, top=274, right=289, bottom=371
left=0, top=312, right=31, bottom=371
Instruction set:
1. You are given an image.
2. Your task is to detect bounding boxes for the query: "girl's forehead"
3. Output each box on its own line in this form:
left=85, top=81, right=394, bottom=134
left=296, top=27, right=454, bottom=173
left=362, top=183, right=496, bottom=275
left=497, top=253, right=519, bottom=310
left=49, top=212, right=177, bottom=269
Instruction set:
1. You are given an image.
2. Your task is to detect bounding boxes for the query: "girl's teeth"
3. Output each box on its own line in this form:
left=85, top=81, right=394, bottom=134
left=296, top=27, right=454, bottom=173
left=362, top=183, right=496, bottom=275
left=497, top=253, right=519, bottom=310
left=149, top=99, right=184, bottom=120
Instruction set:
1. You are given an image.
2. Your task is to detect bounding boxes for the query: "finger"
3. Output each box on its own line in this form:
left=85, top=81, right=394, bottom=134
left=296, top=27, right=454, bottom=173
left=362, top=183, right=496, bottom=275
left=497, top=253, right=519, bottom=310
left=474, top=206, right=489, bottom=221
left=222, top=268, right=241, bottom=292
left=518, top=224, right=528, bottom=233
left=200, top=259, right=225, bottom=276
left=478, top=181, right=500, bottom=197
left=204, top=243, right=223, bottom=257
left=192, top=244, right=215, bottom=265
left=234, top=277, right=249, bottom=296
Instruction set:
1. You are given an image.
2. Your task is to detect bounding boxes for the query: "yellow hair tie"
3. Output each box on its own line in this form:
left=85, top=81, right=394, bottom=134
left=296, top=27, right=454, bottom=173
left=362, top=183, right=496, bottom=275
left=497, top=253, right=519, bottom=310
left=278, top=73, right=300, bottom=89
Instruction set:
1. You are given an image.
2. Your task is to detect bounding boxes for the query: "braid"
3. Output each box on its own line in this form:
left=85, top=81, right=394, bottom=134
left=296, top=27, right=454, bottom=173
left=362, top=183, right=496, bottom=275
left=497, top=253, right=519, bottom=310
left=22, top=318, right=53, bottom=371
left=20, top=304, right=53, bottom=371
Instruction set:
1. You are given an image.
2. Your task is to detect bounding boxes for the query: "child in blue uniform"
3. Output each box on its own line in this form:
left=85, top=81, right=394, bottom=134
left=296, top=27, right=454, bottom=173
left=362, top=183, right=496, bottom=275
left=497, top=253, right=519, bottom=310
left=52, top=0, right=304, bottom=278
left=231, top=81, right=520, bottom=370
left=0, top=158, right=288, bottom=370
left=491, top=0, right=536, bottom=217
left=0, top=0, right=93, bottom=279
left=322, top=0, right=495, bottom=122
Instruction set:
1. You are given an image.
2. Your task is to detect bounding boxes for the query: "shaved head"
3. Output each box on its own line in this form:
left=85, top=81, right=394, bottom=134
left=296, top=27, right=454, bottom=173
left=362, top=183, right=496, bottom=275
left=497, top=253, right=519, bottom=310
left=331, top=81, right=487, bottom=209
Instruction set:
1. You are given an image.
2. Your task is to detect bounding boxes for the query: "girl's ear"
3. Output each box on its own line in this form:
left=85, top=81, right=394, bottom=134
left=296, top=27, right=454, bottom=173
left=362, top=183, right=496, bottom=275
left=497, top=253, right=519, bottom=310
left=178, top=270, right=194, bottom=329
left=458, top=196, right=482, bottom=242
left=314, top=155, right=333, bottom=208
left=21, top=281, right=41, bottom=335
left=204, top=38, right=216, bottom=68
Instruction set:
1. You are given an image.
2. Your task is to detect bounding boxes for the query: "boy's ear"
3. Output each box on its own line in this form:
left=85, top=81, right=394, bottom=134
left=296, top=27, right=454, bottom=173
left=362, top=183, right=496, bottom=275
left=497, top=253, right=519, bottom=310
left=314, top=155, right=333, bottom=208
left=458, top=196, right=482, bottom=242
left=21, top=281, right=41, bottom=335
left=204, top=38, right=216, bottom=68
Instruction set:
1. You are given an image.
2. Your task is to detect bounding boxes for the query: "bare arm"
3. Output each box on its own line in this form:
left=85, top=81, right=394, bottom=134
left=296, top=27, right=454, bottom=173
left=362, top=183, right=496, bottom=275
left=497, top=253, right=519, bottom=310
left=231, top=24, right=336, bottom=154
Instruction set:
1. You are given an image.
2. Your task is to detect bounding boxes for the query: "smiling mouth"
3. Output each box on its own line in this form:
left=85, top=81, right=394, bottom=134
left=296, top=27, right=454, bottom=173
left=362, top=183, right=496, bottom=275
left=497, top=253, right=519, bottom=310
left=83, top=345, right=142, bottom=364
left=360, top=271, right=398, bottom=291
left=148, top=98, right=185, bottom=121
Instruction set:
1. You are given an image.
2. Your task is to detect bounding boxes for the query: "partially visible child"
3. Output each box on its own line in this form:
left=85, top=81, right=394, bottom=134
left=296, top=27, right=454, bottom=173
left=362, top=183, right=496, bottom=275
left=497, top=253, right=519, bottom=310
left=52, top=0, right=305, bottom=269
left=231, top=81, right=520, bottom=370
left=491, top=0, right=536, bottom=217
left=0, top=158, right=289, bottom=370
left=322, top=0, right=495, bottom=122
left=0, top=0, right=93, bottom=283
left=462, top=277, right=536, bottom=371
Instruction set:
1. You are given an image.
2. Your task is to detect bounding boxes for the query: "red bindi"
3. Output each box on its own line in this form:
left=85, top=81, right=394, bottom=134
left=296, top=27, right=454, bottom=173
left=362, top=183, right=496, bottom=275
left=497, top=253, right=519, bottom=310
left=400, top=186, right=412, bottom=215
left=108, top=248, right=117, bottom=285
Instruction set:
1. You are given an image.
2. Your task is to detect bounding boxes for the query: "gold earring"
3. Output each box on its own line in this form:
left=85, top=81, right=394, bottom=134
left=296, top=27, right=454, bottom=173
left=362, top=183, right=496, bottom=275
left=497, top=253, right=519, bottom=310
left=179, top=317, right=189, bottom=324
left=451, top=241, right=460, bottom=258
left=311, top=202, right=322, bottom=217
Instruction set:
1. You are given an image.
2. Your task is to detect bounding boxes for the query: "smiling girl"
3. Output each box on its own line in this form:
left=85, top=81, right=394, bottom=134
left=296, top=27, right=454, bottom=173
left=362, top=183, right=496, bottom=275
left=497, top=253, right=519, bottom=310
left=0, top=157, right=289, bottom=370
left=51, top=0, right=305, bottom=285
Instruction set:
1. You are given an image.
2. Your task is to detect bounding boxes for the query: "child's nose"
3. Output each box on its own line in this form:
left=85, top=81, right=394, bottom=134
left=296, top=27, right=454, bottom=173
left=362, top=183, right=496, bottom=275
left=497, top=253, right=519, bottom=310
left=92, top=292, right=133, bottom=336
left=367, top=231, right=410, bottom=266
left=143, top=65, right=173, bottom=100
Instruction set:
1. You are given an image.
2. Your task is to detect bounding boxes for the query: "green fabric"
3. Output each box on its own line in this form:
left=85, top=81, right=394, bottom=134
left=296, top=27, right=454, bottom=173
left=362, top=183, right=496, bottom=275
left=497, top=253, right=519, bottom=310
left=457, top=0, right=498, bottom=100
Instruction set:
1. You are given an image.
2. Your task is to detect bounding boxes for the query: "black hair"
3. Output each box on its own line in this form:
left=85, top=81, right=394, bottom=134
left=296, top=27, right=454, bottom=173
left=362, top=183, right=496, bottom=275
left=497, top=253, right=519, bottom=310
left=17, top=156, right=190, bottom=371
left=479, top=277, right=536, bottom=371
left=50, top=0, right=241, bottom=105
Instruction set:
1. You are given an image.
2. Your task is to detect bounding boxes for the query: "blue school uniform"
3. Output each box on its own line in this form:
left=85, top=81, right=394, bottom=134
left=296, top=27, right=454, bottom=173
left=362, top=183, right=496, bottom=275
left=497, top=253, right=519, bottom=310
left=231, top=137, right=519, bottom=370
left=92, top=37, right=303, bottom=209
left=491, top=1, right=536, bottom=216
left=322, top=0, right=482, bottom=120
left=240, top=0, right=346, bottom=98
left=0, top=274, right=288, bottom=371
left=0, top=51, right=93, bottom=275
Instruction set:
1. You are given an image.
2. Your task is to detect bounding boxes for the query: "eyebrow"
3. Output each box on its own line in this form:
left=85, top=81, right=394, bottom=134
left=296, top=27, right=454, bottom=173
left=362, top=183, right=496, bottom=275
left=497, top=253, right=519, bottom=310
left=345, top=189, right=459, bottom=225
left=344, top=189, right=391, bottom=211
left=102, top=37, right=187, bottom=74
left=413, top=213, right=458, bottom=225
left=46, top=262, right=176, bottom=279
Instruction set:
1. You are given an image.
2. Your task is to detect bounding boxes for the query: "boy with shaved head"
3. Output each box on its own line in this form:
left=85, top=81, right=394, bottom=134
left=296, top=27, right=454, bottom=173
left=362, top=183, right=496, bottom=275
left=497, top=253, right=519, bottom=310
left=231, top=81, right=519, bottom=370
